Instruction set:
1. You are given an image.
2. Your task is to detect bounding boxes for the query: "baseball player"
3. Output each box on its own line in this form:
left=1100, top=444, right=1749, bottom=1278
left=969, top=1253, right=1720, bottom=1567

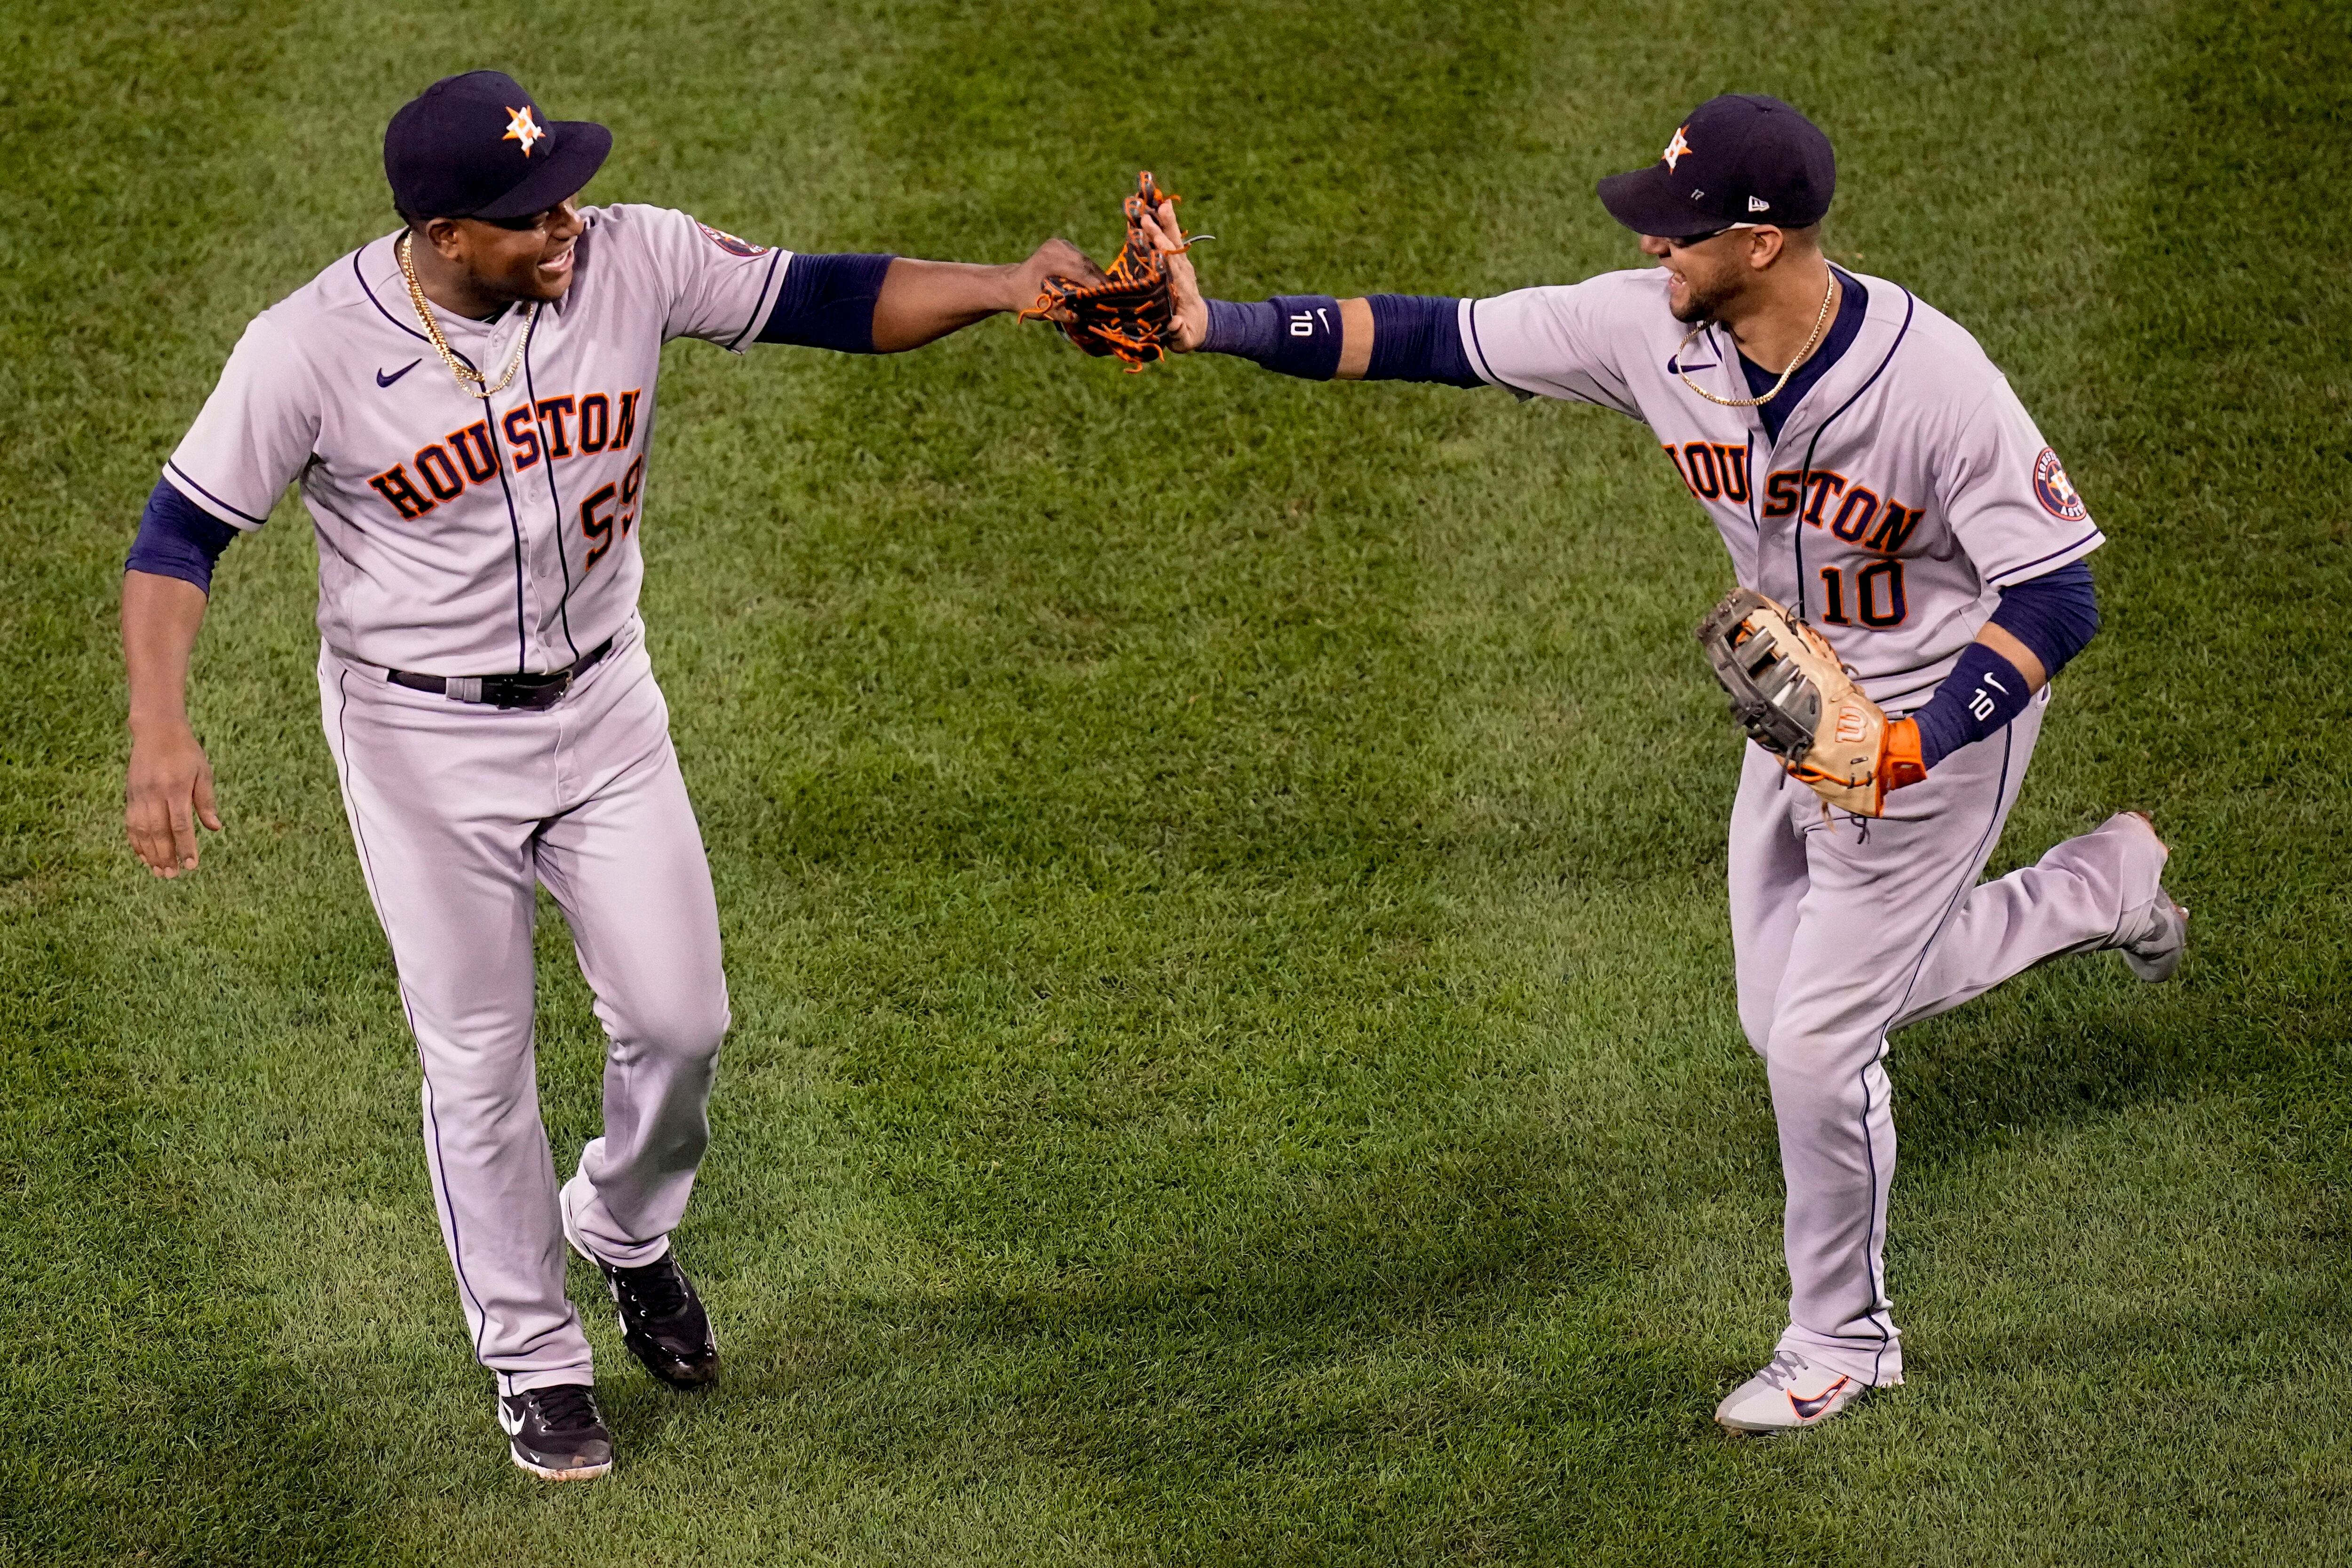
left=120, top=70, right=1103, bottom=1479
left=1132, top=95, right=2188, bottom=1431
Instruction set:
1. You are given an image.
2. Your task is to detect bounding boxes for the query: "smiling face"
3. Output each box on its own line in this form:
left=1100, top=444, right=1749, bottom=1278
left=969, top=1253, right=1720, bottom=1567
left=1641, top=227, right=1764, bottom=323
left=420, top=197, right=586, bottom=312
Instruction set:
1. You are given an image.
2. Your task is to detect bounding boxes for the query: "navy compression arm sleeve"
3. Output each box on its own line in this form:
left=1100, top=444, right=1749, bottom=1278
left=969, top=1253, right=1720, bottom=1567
left=1908, top=561, right=2099, bottom=769
left=1362, top=296, right=1482, bottom=387
left=756, top=252, right=896, bottom=353
left=1201, top=294, right=1484, bottom=386
left=1200, top=297, right=1279, bottom=359
left=1200, top=296, right=1344, bottom=379
left=125, top=479, right=239, bottom=594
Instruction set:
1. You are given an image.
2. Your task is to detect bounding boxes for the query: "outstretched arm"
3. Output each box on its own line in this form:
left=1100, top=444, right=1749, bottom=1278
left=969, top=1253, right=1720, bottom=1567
left=872, top=246, right=1104, bottom=351
left=760, top=244, right=1108, bottom=355
left=1140, top=203, right=1466, bottom=383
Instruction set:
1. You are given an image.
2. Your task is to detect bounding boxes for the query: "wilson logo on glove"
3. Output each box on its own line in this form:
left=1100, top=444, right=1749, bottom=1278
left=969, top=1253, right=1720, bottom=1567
left=1697, top=586, right=1920, bottom=818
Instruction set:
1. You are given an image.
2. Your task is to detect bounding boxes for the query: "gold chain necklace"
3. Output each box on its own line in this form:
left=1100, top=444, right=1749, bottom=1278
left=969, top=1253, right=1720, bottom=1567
left=397, top=231, right=536, bottom=399
left=1674, top=271, right=1838, bottom=408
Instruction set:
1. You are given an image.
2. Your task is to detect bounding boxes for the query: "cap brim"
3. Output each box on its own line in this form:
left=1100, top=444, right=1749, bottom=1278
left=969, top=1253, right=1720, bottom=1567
left=1596, top=163, right=1719, bottom=239
left=471, top=120, right=612, bottom=218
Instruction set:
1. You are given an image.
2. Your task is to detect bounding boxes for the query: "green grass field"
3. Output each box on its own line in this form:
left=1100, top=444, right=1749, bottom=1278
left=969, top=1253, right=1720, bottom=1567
left=5, top=0, right=2349, bottom=1561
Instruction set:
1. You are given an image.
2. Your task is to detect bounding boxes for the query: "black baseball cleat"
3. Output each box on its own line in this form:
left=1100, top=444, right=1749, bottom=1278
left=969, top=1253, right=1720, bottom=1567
left=561, top=1183, right=720, bottom=1389
left=596, top=1248, right=719, bottom=1389
left=499, top=1384, right=613, bottom=1480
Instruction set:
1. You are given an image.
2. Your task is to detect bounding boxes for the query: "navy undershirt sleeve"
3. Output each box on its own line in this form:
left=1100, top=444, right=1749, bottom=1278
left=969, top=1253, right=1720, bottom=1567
left=126, top=478, right=240, bottom=594
left=1362, top=296, right=1483, bottom=387
left=1986, top=559, right=2098, bottom=678
left=756, top=252, right=895, bottom=353
left=1740, top=271, right=1869, bottom=444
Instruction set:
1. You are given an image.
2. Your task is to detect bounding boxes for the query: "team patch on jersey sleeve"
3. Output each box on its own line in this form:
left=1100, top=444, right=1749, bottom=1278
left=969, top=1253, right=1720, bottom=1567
left=696, top=222, right=771, bottom=258
left=2033, top=448, right=2089, bottom=521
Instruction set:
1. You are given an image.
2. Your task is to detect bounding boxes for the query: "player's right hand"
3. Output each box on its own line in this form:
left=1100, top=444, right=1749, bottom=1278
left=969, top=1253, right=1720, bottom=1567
left=1136, top=199, right=1207, bottom=351
left=1009, top=237, right=1109, bottom=316
left=125, top=721, right=222, bottom=878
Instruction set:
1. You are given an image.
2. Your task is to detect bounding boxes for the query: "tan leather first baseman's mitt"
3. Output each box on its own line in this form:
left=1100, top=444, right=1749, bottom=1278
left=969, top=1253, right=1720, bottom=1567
left=1024, top=172, right=1191, bottom=370
left=1696, top=587, right=1925, bottom=817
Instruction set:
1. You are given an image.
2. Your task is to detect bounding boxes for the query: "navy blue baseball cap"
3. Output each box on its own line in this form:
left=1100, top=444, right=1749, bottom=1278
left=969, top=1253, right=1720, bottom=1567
left=384, top=71, right=611, bottom=221
left=1597, top=95, right=1835, bottom=239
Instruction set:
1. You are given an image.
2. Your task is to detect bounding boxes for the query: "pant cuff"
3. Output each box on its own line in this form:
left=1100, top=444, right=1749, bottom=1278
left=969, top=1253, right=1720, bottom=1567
left=1778, top=1325, right=1905, bottom=1387
left=499, top=1365, right=596, bottom=1397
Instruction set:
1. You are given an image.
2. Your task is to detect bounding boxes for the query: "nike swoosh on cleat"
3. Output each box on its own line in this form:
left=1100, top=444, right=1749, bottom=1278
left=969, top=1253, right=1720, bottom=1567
left=376, top=360, right=421, bottom=388
left=1790, top=1377, right=1851, bottom=1419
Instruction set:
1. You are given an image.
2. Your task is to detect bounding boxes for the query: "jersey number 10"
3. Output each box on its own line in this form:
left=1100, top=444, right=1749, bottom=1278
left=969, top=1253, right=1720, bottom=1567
left=1815, top=560, right=1907, bottom=628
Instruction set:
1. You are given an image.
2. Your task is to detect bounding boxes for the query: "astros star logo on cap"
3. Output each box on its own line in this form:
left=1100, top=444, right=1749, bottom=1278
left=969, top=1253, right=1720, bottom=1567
left=1661, top=125, right=1692, bottom=171
left=503, top=104, right=546, bottom=157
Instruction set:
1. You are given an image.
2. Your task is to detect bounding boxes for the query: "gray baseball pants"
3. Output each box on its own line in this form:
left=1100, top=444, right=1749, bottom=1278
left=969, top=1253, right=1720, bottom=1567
left=319, top=620, right=728, bottom=1395
left=1729, top=690, right=2167, bottom=1385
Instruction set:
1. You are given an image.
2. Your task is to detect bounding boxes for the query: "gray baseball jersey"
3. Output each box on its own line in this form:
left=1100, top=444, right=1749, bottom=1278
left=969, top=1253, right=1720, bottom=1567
left=164, top=203, right=793, bottom=674
left=1456, top=268, right=2104, bottom=709
left=165, top=204, right=797, bottom=1395
left=1449, top=263, right=2148, bottom=1392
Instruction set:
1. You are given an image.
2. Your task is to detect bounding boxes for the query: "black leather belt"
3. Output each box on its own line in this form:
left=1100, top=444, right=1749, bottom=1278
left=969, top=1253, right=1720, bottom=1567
left=386, top=637, right=615, bottom=710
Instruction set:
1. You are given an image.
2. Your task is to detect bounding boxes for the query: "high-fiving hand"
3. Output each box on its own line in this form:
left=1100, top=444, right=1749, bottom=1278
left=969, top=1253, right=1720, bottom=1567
left=1007, top=238, right=1108, bottom=314
left=1135, top=199, right=1207, bottom=352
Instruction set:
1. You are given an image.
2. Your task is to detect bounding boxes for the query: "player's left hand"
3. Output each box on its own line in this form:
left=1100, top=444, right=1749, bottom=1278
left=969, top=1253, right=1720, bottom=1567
left=1135, top=199, right=1206, bottom=350
left=1697, top=587, right=1927, bottom=818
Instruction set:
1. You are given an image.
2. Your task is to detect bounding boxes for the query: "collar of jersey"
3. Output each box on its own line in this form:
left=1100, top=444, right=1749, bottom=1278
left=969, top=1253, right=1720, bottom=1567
left=356, top=233, right=540, bottom=349
left=1719, top=269, right=1912, bottom=450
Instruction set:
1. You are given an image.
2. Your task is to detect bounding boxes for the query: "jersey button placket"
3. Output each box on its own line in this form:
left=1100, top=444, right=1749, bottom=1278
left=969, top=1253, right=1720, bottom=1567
left=501, top=388, right=552, bottom=673
left=504, top=337, right=557, bottom=675
left=515, top=317, right=580, bottom=674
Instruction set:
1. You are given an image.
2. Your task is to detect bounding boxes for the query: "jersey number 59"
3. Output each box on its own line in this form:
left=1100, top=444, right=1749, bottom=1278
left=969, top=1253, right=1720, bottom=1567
left=579, top=456, right=646, bottom=572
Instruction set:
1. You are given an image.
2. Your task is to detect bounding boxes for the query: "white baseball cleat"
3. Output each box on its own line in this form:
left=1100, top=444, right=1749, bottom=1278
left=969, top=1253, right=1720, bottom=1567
left=1714, top=1349, right=1885, bottom=1433
left=2112, top=812, right=2187, bottom=983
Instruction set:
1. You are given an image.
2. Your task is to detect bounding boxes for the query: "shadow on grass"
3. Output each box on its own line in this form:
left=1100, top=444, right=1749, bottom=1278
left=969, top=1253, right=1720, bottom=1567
left=664, top=1125, right=1812, bottom=1562
left=0, top=925, right=372, bottom=1564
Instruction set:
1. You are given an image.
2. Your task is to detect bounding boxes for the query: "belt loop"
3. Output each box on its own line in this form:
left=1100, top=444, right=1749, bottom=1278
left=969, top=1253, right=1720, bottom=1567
left=446, top=677, right=484, bottom=703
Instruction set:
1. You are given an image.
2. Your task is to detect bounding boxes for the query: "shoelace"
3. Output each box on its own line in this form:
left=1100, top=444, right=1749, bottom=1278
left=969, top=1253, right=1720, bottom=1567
left=530, top=1382, right=604, bottom=1435
left=614, top=1257, right=692, bottom=1321
left=1754, top=1349, right=1811, bottom=1392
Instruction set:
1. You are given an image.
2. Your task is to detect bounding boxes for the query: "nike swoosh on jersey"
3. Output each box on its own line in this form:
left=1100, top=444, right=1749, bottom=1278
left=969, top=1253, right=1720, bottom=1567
left=1789, top=1377, right=1851, bottom=1419
left=376, top=360, right=421, bottom=388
